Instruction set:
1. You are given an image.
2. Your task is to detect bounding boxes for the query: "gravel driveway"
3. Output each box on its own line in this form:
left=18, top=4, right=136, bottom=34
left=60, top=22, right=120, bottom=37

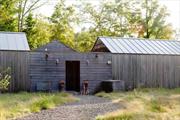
left=16, top=95, right=121, bottom=120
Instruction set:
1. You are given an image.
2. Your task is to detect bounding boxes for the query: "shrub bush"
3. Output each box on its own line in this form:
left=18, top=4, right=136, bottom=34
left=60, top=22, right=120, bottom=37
left=30, top=96, right=55, bottom=112
left=0, top=67, right=11, bottom=93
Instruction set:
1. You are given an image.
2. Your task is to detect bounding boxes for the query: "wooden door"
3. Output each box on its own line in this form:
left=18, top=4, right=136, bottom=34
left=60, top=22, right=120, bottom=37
left=66, top=61, right=80, bottom=91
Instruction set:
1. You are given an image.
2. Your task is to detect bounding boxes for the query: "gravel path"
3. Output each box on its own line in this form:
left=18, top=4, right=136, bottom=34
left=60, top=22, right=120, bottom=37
left=16, top=95, right=121, bottom=120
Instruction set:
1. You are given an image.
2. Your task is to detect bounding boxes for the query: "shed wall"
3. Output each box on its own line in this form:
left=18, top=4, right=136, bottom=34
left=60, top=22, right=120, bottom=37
left=112, top=54, right=180, bottom=89
left=0, top=51, right=30, bottom=92
left=29, top=52, right=112, bottom=93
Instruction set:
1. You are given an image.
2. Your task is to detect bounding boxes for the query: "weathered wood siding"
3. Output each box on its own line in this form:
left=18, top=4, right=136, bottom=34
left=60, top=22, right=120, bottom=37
left=29, top=52, right=112, bottom=93
left=0, top=51, right=30, bottom=92
left=112, top=54, right=180, bottom=89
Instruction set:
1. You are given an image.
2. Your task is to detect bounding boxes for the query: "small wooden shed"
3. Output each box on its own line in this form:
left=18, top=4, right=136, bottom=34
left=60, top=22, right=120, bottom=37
left=0, top=32, right=30, bottom=92
left=30, top=40, right=112, bottom=93
left=92, top=37, right=180, bottom=89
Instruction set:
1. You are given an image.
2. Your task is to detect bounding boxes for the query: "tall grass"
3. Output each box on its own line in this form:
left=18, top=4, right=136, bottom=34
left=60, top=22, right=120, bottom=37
left=96, top=88, right=180, bottom=120
left=0, top=92, right=77, bottom=120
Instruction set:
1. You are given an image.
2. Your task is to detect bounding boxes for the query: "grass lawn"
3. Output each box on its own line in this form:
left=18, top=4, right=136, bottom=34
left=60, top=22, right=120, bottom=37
left=0, top=92, right=77, bottom=120
left=96, top=88, right=180, bottom=120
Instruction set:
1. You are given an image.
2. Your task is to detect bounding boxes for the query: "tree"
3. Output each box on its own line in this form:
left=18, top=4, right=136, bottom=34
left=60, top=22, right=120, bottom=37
left=77, top=0, right=141, bottom=50
left=23, top=14, right=51, bottom=49
left=50, top=0, right=77, bottom=48
left=80, top=0, right=173, bottom=40
left=139, top=0, right=173, bottom=39
left=17, top=0, right=48, bottom=32
left=75, top=29, right=95, bottom=52
left=81, top=0, right=141, bottom=37
left=0, top=0, right=17, bottom=31
left=23, top=13, right=36, bottom=48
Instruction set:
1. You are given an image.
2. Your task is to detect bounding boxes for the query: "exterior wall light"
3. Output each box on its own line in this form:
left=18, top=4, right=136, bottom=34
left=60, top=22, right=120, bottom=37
left=107, top=60, right=112, bottom=65
left=45, top=48, right=48, bottom=52
left=56, top=59, right=60, bottom=65
left=45, top=48, right=48, bottom=61
left=86, top=60, right=89, bottom=65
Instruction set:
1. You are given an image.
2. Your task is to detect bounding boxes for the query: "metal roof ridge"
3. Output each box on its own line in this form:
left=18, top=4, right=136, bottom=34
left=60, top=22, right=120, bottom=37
left=98, top=36, right=179, bottom=42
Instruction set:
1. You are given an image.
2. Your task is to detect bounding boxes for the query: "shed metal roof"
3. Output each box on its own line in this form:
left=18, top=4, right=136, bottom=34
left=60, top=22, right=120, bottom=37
left=93, top=37, right=180, bottom=55
left=0, top=32, right=30, bottom=51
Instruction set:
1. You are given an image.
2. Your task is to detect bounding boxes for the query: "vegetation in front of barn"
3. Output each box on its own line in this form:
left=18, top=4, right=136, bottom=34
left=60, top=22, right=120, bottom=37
left=96, top=88, right=180, bottom=120
left=0, top=67, right=11, bottom=93
left=0, top=92, right=78, bottom=120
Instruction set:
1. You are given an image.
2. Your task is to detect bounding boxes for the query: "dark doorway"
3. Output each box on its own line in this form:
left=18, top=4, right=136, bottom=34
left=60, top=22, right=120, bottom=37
left=66, top=61, right=80, bottom=92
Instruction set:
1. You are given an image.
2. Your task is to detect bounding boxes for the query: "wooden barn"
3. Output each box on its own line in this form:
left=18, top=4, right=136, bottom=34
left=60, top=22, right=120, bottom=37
left=0, top=32, right=30, bottom=92
left=30, top=40, right=112, bottom=93
left=92, top=37, right=180, bottom=89
left=0, top=32, right=180, bottom=93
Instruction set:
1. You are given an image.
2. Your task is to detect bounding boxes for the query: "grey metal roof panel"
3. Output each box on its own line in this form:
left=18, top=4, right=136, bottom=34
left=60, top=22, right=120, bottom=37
left=169, top=41, right=180, bottom=52
left=111, top=39, right=128, bottom=53
left=0, top=32, right=30, bottom=51
left=97, top=37, right=180, bottom=55
left=101, top=38, right=118, bottom=53
left=117, top=39, right=137, bottom=53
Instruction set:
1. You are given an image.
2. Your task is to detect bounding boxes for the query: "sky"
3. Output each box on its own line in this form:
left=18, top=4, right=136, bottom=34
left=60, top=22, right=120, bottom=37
left=36, top=0, right=180, bottom=32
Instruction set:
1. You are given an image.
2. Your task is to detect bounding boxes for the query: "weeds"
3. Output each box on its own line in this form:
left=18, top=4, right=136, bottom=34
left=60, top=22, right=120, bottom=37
left=96, top=88, right=180, bottom=120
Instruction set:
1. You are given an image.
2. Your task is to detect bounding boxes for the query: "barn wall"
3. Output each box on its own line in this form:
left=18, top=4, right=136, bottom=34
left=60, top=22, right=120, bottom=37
left=29, top=52, right=112, bottom=93
left=112, top=54, right=180, bottom=89
left=0, top=51, right=30, bottom=92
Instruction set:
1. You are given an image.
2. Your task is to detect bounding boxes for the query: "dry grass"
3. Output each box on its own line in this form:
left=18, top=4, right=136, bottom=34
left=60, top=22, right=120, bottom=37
left=0, top=92, right=77, bottom=120
left=96, top=88, right=180, bottom=120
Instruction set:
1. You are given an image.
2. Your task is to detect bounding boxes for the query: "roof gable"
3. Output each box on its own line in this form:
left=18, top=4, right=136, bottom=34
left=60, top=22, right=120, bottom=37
left=92, top=37, right=180, bottom=55
left=0, top=32, right=30, bottom=51
left=35, top=40, right=76, bottom=52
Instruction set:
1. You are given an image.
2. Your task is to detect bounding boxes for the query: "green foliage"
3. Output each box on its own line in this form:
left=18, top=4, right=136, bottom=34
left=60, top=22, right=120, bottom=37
left=139, top=0, right=173, bottom=39
left=0, top=0, right=17, bottom=31
left=30, top=96, right=54, bottom=112
left=0, top=67, right=11, bottom=92
left=75, top=30, right=95, bottom=52
left=50, top=0, right=77, bottom=49
left=96, top=114, right=133, bottom=120
left=0, top=0, right=175, bottom=50
left=149, top=99, right=166, bottom=112
left=23, top=13, right=37, bottom=48
left=23, top=15, right=51, bottom=49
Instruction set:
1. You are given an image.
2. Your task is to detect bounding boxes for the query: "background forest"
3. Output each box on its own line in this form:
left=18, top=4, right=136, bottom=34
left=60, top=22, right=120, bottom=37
left=0, top=0, right=174, bottom=51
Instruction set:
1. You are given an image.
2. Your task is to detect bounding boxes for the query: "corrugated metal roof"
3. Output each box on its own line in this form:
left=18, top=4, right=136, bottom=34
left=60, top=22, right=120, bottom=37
left=96, top=37, right=180, bottom=55
left=0, top=32, right=30, bottom=51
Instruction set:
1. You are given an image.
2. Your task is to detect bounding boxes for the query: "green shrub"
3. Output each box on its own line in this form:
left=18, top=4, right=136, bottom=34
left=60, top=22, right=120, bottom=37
left=149, top=99, right=166, bottom=112
left=0, top=67, right=11, bottom=92
left=30, top=96, right=55, bottom=112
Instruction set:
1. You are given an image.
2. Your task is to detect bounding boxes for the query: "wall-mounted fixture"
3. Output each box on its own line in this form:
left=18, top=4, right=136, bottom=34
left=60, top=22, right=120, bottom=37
left=56, top=59, right=60, bottom=65
left=45, top=48, right=48, bottom=52
left=107, top=60, right=112, bottom=65
left=95, top=53, right=98, bottom=58
left=86, top=60, right=89, bottom=65
left=45, top=48, right=48, bottom=61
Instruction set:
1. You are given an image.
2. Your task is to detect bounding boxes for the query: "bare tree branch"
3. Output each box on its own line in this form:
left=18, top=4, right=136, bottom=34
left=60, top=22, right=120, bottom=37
left=17, top=0, right=48, bottom=31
